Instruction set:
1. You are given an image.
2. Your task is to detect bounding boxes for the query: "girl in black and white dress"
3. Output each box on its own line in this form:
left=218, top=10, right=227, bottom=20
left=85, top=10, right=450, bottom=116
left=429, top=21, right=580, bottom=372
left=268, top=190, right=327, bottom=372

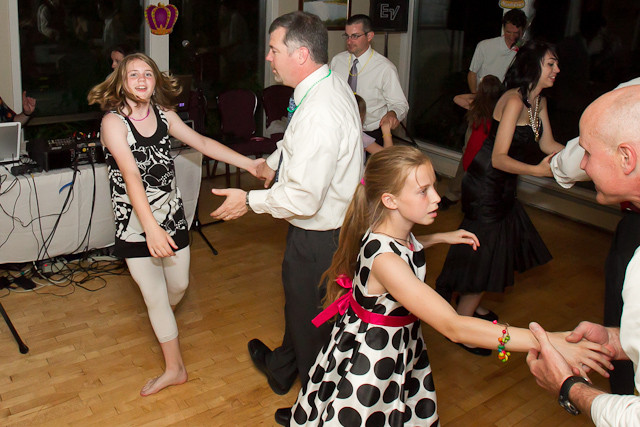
left=88, top=53, right=265, bottom=396
left=286, top=146, right=610, bottom=426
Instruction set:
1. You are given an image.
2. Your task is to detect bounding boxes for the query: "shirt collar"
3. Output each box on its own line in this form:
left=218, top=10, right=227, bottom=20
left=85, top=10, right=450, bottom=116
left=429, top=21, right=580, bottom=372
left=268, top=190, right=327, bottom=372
left=293, top=64, right=330, bottom=105
left=353, top=45, right=373, bottom=61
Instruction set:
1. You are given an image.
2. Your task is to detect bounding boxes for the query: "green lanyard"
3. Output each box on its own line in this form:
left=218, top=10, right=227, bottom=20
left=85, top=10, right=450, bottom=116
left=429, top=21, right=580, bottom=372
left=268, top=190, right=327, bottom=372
left=287, top=70, right=332, bottom=114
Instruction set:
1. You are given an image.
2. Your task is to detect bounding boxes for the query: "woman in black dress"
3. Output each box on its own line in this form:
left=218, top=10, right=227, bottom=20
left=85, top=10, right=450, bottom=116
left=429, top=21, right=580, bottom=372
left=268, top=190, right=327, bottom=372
left=436, top=41, right=565, bottom=355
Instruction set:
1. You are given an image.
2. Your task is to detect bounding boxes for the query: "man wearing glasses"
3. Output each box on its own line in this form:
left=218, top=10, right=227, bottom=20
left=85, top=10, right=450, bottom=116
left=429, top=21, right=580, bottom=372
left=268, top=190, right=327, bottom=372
left=330, top=14, right=409, bottom=143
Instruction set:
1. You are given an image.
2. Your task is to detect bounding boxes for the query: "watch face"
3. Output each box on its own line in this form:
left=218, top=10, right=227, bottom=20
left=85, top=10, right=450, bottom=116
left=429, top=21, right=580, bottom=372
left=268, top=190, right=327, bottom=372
left=559, top=397, right=580, bottom=415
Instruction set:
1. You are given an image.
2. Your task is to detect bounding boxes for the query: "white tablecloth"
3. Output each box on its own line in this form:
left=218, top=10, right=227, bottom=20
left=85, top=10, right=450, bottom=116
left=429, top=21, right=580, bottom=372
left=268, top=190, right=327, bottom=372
left=0, top=148, right=202, bottom=263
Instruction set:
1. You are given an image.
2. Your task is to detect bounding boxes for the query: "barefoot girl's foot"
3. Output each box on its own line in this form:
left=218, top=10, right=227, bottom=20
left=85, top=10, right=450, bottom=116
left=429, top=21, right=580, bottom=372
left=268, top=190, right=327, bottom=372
left=140, top=367, right=188, bottom=396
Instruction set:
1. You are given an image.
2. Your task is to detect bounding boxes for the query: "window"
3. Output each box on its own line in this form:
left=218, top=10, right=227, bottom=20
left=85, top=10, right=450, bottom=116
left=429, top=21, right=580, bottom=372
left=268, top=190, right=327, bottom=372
left=18, top=0, right=144, bottom=138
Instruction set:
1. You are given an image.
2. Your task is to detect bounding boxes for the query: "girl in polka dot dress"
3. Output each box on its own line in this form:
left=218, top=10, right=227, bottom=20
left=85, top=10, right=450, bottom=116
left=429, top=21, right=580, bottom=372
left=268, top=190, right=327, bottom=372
left=287, top=146, right=612, bottom=426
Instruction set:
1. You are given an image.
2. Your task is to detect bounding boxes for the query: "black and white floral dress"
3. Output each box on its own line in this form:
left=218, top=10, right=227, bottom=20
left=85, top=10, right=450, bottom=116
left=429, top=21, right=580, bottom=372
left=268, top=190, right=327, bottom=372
left=103, top=105, right=189, bottom=258
left=290, top=230, right=439, bottom=426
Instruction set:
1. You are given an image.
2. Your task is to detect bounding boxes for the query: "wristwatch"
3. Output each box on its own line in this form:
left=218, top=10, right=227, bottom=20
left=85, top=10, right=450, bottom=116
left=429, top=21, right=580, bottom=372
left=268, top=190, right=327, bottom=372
left=558, top=376, right=589, bottom=415
left=245, top=191, right=251, bottom=212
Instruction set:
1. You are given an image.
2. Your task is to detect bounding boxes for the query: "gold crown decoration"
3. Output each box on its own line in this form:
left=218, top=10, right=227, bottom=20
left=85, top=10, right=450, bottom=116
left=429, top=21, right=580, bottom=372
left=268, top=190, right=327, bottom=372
left=499, top=0, right=526, bottom=9
left=145, top=2, right=179, bottom=35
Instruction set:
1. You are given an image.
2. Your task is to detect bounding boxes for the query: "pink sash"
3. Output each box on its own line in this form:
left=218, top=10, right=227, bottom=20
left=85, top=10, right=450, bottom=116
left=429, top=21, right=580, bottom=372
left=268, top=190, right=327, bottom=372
left=312, top=275, right=419, bottom=328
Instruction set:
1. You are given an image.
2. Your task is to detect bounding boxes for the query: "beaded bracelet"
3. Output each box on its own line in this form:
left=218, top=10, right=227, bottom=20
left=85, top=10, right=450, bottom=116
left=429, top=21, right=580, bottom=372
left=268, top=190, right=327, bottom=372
left=493, top=320, right=511, bottom=362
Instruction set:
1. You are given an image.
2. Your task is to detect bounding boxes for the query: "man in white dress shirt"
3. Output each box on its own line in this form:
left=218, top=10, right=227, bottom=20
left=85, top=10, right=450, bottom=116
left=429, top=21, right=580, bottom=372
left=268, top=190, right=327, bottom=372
left=467, top=8, right=526, bottom=93
left=210, top=11, right=363, bottom=419
left=527, top=85, right=640, bottom=425
left=330, top=14, right=408, bottom=143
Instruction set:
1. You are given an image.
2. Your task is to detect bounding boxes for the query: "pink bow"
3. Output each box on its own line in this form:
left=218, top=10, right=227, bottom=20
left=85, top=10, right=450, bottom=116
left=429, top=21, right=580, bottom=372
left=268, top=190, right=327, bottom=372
left=312, top=275, right=352, bottom=327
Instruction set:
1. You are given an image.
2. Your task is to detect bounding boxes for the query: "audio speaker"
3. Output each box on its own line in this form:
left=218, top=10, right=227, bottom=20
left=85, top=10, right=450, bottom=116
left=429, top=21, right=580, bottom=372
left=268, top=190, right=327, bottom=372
left=369, top=0, right=409, bottom=32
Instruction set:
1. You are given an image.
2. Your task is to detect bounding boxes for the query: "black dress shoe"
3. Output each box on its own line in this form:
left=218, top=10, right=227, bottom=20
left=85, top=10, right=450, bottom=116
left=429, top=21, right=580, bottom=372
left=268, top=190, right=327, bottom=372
left=247, top=339, right=292, bottom=395
left=438, top=196, right=458, bottom=211
left=473, top=309, right=499, bottom=322
left=457, top=342, right=492, bottom=356
left=275, top=407, right=292, bottom=426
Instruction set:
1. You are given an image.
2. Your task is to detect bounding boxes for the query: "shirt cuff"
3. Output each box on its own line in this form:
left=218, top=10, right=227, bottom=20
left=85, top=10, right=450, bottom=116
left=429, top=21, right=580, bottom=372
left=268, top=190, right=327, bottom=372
left=247, top=188, right=269, bottom=214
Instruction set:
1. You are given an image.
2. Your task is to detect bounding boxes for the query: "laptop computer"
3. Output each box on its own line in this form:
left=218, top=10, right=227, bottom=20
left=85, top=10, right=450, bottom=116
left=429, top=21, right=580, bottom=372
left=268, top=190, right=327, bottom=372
left=0, top=121, right=21, bottom=165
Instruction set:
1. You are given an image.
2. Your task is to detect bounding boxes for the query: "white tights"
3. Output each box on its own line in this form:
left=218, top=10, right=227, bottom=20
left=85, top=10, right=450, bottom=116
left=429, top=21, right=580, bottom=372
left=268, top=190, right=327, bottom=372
left=126, top=247, right=190, bottom=343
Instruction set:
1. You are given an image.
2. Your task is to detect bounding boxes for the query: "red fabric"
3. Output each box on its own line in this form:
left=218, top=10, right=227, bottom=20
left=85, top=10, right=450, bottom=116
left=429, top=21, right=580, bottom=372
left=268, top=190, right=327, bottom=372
left=462, top=120, right=492, bottom=170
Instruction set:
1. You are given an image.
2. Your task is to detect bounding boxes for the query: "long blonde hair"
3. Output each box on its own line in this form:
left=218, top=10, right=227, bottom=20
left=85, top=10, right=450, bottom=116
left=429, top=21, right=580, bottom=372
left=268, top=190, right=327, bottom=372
left=87, top=53, right=182, bottom=116
left=322, top=146, right=433, bottom=306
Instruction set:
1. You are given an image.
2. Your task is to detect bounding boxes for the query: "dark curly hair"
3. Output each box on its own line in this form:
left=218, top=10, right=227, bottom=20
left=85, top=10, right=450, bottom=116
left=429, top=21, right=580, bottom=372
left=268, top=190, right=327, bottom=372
left=503, top=40, right=558, bottom=107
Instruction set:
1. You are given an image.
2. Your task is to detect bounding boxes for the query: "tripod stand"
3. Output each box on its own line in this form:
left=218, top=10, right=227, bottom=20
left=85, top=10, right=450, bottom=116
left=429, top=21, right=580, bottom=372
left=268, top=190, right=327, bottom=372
left=190, top=201, right=222, bottom=256
left=0, top=301, right=29, bottom=354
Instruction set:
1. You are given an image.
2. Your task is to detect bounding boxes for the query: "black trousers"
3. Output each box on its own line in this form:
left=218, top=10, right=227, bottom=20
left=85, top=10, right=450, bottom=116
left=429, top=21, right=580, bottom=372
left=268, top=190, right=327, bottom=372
left=604, top=210, right=640, bottom=394
left=265, top=225, right=339, bottom=387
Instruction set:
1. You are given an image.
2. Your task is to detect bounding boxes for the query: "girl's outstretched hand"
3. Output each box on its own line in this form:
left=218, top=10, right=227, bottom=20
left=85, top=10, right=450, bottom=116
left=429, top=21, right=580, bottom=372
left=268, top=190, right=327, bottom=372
left=145, top=224, right=178, bottom=257
left=441, top=229, right=479, bottom=250
left=415, top=229, right=479, bottom=250
left=548, top=331, right=614, bottom=380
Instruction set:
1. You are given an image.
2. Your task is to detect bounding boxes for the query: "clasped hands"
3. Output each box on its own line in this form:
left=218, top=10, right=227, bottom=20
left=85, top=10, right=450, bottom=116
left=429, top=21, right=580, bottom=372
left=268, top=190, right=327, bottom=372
left=210, top=159, right=275, bottom=221
left=526, top=321, right=618, bottom=395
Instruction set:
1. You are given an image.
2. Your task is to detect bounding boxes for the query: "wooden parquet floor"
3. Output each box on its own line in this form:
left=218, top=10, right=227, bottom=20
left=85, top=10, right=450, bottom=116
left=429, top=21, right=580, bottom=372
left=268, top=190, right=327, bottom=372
left=0, top=172, right=612, bottom=426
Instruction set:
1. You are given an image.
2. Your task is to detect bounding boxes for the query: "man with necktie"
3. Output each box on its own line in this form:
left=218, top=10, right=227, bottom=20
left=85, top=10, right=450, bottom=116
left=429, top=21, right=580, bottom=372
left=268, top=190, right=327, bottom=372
left=330, top=14, right=408, bottom=144
left=210, top=12, right=363, bottom=423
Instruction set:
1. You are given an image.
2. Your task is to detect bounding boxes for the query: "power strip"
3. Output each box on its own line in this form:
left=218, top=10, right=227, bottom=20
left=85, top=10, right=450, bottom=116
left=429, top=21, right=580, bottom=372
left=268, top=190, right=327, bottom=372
left=39, top=260, right=66, bottom=274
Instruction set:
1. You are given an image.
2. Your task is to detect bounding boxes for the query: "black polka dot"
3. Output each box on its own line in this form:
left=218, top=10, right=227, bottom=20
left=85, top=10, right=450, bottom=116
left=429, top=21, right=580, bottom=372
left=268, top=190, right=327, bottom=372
left=383, top=381, right=400, bottom=403
left=392, top=330, right=402, bottom=350
left=415, top=348, right=430, bottom=370
left=363, top=239, right=381, bottom=258
left=336, top=378, right=353, bottom=399
left=394, top=356, right=404, bottom=374
left=338, top=358, right=350, bottom=376
left=389, top=241, right=402, bottom=255
left=430, top=417, right=440, bottom=427
left=351, top=352, right=371, bottom=375
left=415, top=398, right=437, bottom=419
left=307, top=391, right=318, bottom=406
left=403, top=328, right=410, bottom=346
left=327, top=353, right=337, bottom=373
left=372, top=303, right=387, bottom=314
left=415, top=336, right=423, bottom=355
left=337, top=332, right=356, bottom=352
left=308, top=406, right=318, bottom=422
left=411, top=323, right=419, bottom=340
left=407, top=376, right=421, bottom=397
left=389, top=409, right=404, bottom=426
left=318, top=381, right=336, bottom=401
left=403, top=407, right=412, bottom=423
left=338, top=407, right=362, bottom=426
left=365, top=411, right=386, bottom=426
left=312, top=365, right=326, bottom=383
left=359, top=266, right=370, bottom=286
left=365, top=327, right=389, bottom=350
left=406, top=348, right=414, bottom=364
left=326, top=403, right=335, bottom=421
left=413, top=250, right=426, bottom=267
left=423, top=372, right=435, bottom=392
left=374, top=357, right=395, bottom=380
left=293, top=405, right=307, bottom=424
left=356, top=384, right=381, bottom=407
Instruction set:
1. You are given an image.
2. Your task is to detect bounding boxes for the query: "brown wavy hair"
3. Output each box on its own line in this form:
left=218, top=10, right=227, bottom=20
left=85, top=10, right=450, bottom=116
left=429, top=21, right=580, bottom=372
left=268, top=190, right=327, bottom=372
left=322, top=146, right=433, bottom=308
left=466, top=75, right=503, bottom=133
left=87, top=53, right=182, bottom=115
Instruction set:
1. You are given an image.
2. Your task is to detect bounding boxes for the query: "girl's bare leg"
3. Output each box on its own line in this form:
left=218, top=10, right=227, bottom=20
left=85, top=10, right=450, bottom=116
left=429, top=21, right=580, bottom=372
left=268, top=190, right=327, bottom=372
left=140, top=337, right=188, bottom=396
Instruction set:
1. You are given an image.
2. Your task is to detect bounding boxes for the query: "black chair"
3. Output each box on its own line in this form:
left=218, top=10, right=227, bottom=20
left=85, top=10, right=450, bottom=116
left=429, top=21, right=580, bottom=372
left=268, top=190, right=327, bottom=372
left=212, top=89, right=276, bottom=187
left=262, top=84, right=294, bottom=143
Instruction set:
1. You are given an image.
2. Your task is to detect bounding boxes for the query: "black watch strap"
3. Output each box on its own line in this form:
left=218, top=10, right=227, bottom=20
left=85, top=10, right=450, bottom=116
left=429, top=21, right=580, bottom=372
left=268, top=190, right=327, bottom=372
left=558, top=376, right=589, bottom=415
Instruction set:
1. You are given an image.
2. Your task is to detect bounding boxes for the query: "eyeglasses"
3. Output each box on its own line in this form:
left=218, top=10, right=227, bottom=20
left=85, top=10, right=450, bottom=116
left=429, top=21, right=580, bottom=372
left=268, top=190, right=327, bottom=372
left=342, top=32, right=369, bottom=40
